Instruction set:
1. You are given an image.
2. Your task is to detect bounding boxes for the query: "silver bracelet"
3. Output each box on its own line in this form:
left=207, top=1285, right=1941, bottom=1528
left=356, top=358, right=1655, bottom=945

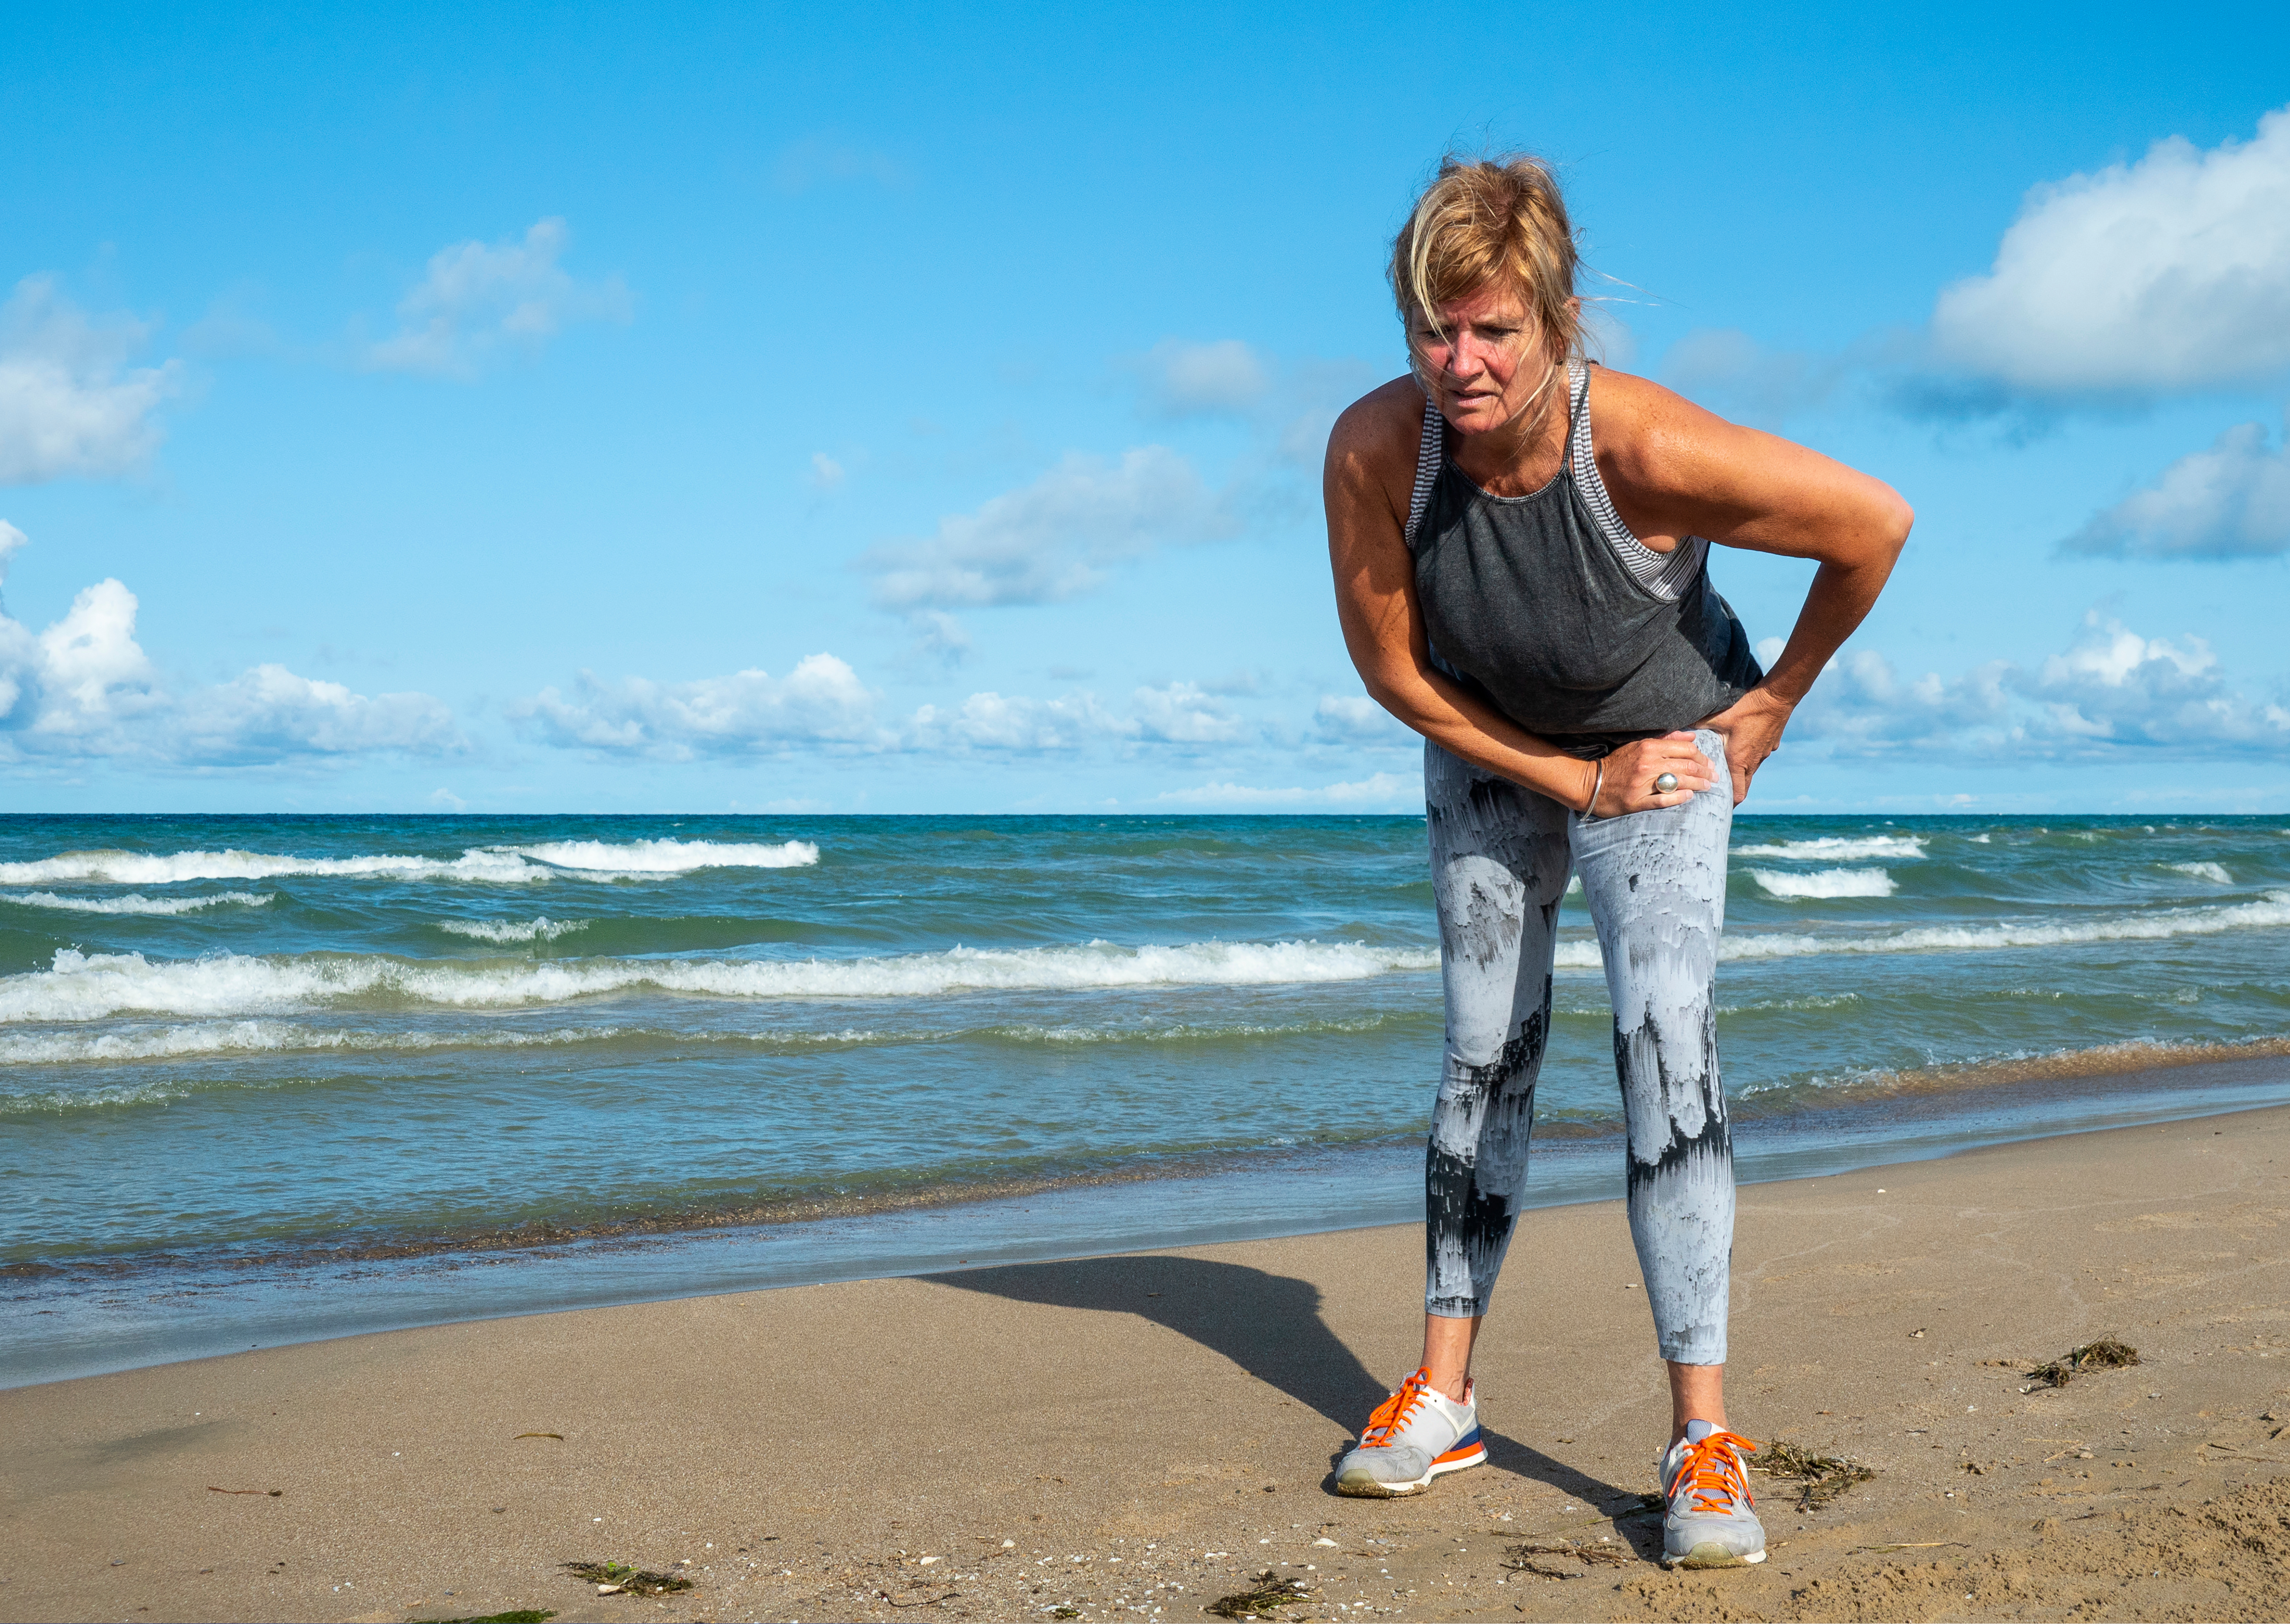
left=1583, top=758, right=1604, bottom=819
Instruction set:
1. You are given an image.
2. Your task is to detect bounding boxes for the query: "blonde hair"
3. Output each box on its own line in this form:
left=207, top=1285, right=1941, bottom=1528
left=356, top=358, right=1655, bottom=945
left=1390, top=153, right=1585, bottom=364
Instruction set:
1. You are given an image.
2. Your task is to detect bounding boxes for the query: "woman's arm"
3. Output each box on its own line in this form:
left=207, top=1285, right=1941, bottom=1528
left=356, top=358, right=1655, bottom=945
left=1590, top=373, right=1915, bottom=803
left=1324, top=381, right=1718, bottom=813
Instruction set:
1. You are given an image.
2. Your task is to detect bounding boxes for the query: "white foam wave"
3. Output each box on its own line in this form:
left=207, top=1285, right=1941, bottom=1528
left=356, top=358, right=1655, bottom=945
left=438, top=917, right=591, bottom=943
left=0, top=1022, right=919, bottom=1072
left=0, top=847, right=548, bottom=886
left=1749, top=867, right=1897, bottom=901
left=509, top=838, right=818, bottom=873
left=0, top=939, right=1441, bottom=1024
left=0, top=837, right=819, bottom=889
left=2167, top=861, right=2233, bottom=884
left=1551, top=889, right=2290, bottom=971
left=4, top=890, right=274, bottom=917
left=0, top=1021, right=624, bottom=1067
left=1732, top=834, right=1926, bottom=861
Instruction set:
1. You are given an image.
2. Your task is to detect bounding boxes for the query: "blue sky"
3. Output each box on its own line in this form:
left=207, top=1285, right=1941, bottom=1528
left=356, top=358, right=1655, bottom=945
left=3, top=1, right=2287, bottom=814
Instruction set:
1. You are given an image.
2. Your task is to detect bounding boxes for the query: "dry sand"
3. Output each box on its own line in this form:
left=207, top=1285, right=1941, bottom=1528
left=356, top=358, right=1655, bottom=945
left=10, top=1105, right=2290, bottom=1624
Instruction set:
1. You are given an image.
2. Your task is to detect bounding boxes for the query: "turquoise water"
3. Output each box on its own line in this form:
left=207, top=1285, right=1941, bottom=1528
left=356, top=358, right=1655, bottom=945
left=5, top=812, right=2289, bottom=1382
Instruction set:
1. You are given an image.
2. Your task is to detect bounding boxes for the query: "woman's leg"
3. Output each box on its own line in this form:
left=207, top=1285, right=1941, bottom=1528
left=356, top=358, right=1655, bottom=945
left=1420, top=738, right=1571, bottom=1400
left=1571, top=728, right=1737, bottom=1440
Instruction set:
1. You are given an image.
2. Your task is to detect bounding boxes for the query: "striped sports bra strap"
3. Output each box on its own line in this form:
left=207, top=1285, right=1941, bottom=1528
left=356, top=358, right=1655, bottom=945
left=1403, top=393, right=1443, bottom=548
left=1561, top=358, right=1588, bottom=463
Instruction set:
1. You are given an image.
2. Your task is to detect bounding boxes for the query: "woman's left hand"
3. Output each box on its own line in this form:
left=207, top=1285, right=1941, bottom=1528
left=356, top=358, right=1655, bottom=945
left=1701, top=686, right=1796, bottom=806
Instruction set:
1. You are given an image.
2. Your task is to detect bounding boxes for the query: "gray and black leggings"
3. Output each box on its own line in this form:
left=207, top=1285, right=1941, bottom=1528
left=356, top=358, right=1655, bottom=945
left=1423, top=730, right=1735, bottom=1366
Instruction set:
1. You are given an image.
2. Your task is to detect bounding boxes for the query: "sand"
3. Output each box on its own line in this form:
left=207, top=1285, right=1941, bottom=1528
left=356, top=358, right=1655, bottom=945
left=8, top=1104, right=2290, bottom=1624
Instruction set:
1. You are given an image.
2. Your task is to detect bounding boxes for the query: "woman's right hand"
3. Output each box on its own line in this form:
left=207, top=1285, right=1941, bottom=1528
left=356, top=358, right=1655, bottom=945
left=1587, top=732, right=1715, bottom=817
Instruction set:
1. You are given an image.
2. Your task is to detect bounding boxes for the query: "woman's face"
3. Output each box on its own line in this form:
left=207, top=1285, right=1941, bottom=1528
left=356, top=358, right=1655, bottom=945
left=1410, top=284, right=1555, bottom=438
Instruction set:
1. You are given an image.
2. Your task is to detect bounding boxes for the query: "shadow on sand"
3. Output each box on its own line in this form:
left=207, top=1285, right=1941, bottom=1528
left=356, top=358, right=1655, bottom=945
left=932, top=1251, right=1644, bottom=1515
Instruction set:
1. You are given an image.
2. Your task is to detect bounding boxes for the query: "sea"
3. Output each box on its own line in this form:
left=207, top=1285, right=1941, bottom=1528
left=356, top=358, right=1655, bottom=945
left=6, top=812, right=2289, bottom=1388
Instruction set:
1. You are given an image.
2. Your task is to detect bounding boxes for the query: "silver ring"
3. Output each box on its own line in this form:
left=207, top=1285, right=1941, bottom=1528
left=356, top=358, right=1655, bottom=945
left=1653, top=772, right=1680, bottom=795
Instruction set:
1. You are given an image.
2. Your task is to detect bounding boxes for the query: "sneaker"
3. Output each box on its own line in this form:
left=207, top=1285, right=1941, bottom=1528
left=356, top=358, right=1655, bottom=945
left=1333, top=1368, right=1486, bottom=1497
left=1659, top=1419, right=1766, bottom=1568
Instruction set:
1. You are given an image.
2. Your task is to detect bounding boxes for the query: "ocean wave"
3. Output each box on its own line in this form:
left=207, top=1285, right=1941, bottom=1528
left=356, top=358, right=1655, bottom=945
left=0, top=938, right=1442, bottom=1024
left=1733, top=1033, right=2290, bottom=1110
left=2, top=891, right=274, bottom=917
left=988, top=1013, right=1419, bottom=1046
left=2167, top=861, right=2233, bottom=884
left=507, top=838, right=817, bottom=873
left=1731, top=834, right=1926, bottom=861
left=438, top=917, right=591, bottom=943
left=0, top=847, right=547, bottom=886
left=1749, top=867, right=1896, bottom=901
left=0, top=1008, right=1435, bottom=1073
left=0, top=838, right=819, bottom=888
left=0, top=1021, right=636, bottom=1070
left=1549, top=888, right=2290, bottom=970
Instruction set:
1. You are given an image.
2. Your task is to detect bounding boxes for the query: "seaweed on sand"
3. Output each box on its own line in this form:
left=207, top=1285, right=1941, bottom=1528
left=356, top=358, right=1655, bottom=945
left=1504, top=1539, right=1637, bottom=1576
left=560, top=1560, right=693, bottom=1596
left=411, top=1613, right=556, bottom=1624
left=1205, top=1570, right=1315, bottom=1618
left=1755, top=1439, right=1878, bottom=1510
left=2021, top=1335, right=2140, bottom=1391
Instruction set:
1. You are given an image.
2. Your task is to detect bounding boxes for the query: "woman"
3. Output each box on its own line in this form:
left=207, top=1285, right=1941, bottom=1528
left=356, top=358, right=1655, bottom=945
left=1322, top=155, right=1910, bottom=1570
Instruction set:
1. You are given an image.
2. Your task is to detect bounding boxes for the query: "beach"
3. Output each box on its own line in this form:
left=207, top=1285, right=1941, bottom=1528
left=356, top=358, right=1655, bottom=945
left=9, top=1100, right=2290, bottom=1624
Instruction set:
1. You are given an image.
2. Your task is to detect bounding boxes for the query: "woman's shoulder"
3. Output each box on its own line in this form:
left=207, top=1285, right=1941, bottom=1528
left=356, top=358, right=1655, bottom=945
left=1324, top=376, right=1429, bottom=524
left=1581, top=363, right=1747, bottom=500
left=1327, top=376, right=1428, bottom=467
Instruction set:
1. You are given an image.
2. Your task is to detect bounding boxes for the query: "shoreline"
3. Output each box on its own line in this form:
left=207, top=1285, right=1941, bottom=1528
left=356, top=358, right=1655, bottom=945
left=9, top=1101, right=2290, bottom=1622
left=6, top=1046, right=2290, bottom=1394
left=14, top=1032, right=2289, bottom=1282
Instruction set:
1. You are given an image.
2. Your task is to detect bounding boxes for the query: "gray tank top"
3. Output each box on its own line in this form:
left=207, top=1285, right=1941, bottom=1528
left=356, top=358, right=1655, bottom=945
left=1405, top=360, right=1762, bottom=759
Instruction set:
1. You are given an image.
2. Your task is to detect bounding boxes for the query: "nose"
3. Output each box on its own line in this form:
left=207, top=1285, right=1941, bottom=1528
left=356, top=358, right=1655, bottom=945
left=1444, top=332, right=1487, bottom=381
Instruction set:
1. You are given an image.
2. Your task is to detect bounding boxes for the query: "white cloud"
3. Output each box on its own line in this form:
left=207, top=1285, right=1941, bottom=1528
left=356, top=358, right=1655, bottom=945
left=1315, top=692, right=1412, bottom=745
left=511, top=655, right=884, bottom=759
left=2063, top=417, right=2290, bottom=558
left=903, top=690, right=1131, bottom=752
left=510, top=656, right=1296, bottom=760
left=0, top=529, right=462, bottom=764
left=1791, top=609, right=2290, bottom=760
left=1931, top=104, right=2290, bottom=395
left=179, top=665, right=460, bottom=762
left=0, top=278, right=180, bottom=484
left=1131, top=681, right=1246, bottom=743
left=861, top=445, right=1225, bottom=609
left=1153, top=772, right=1417, bottom=809
left=809, top=451, right=847, bottom=490
left=365, top=218, right=633, bottom=378
left=1133, top=339, right=1270, bottom=417
left=909, top=609, right=972, bottom=667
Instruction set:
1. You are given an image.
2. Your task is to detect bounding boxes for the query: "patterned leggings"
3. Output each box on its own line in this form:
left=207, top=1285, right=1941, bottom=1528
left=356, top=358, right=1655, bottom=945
left=1422, top=730, right=1735, bottom=1365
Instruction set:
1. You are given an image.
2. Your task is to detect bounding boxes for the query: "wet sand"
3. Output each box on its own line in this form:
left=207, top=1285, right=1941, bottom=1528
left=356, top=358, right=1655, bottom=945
left=8, top=1103, right=2290, bottom=1623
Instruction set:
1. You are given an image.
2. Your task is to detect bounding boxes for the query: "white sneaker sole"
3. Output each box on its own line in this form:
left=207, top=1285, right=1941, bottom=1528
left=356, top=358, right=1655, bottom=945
left=1334, top=1443, right=1488, bottom=1498
left=1663, top=1542, right=1766, bottom=1569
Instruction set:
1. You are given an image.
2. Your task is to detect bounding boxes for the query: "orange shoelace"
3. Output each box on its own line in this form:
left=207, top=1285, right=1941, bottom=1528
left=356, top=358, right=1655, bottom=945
left=1359, top=1368, right=1436, bottom=1447
left=1673, top=1429, right=1759, bottom=1514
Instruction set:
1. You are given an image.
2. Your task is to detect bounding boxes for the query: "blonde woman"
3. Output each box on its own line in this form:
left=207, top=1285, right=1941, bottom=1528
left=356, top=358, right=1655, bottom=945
left=1322, top=155, right=1910, bottom=1568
